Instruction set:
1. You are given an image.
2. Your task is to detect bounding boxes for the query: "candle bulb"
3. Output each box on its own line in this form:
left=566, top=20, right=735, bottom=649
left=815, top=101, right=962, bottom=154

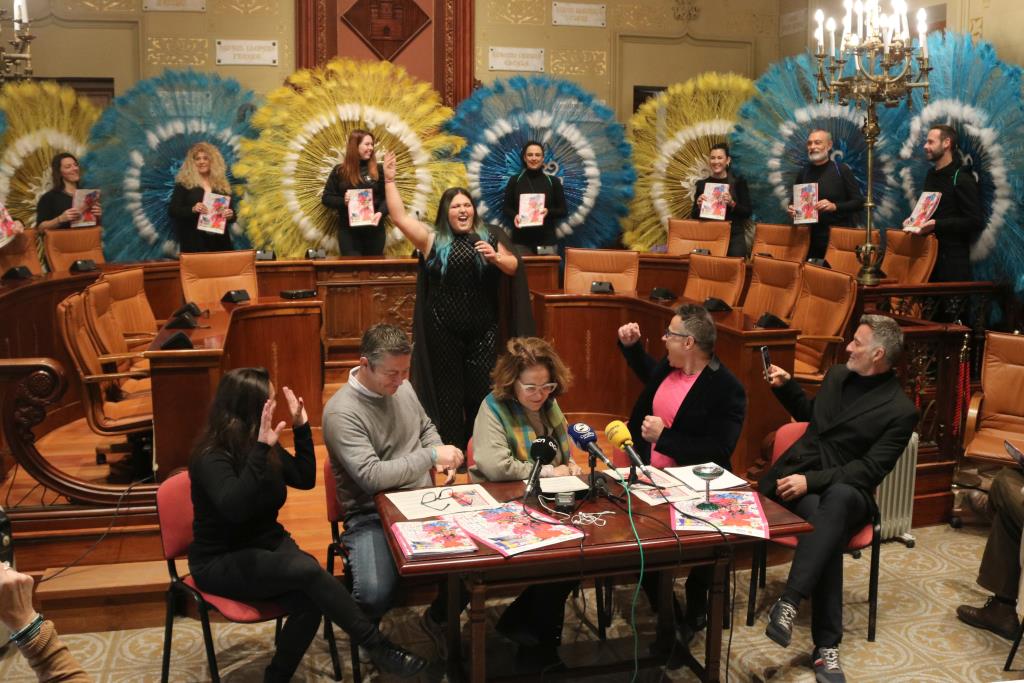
left=881, top=13, right=892, bottom=55
left=917, top=19, right=928, bottom=59
left=814, top=9, right=825, bottom=53
left=826, top=17, right=837, bottom=60
left=855, top=0, right=864, bottom=39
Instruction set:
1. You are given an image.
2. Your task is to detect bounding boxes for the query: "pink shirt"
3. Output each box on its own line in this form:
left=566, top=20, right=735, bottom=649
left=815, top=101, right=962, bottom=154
left=650, top=369, right=700, bottom=469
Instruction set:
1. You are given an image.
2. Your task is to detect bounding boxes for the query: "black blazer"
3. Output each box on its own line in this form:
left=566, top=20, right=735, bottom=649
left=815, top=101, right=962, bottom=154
left=759, top=365, right=918, bottom=510
left=619, top=341, right=747, bottom=471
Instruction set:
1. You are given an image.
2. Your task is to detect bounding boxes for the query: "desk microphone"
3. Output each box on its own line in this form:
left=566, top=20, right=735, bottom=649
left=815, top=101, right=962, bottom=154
left=569, top=423, right=615, bottom=469
left=524, top=436, right=557, bottom=498
left=605, top=420, right=655, bottom=481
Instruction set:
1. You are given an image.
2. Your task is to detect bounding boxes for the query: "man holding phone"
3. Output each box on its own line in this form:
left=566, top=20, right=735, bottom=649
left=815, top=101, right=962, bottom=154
left=759, top=315, right=917, bottom=683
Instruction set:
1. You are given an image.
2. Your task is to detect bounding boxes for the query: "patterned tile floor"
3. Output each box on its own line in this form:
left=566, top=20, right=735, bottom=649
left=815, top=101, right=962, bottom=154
left=0, top=524, right=1020, bottom=682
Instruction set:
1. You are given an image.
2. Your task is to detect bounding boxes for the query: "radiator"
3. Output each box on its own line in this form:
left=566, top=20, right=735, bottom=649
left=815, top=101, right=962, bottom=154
left=877, top=432, right=919, bottom=545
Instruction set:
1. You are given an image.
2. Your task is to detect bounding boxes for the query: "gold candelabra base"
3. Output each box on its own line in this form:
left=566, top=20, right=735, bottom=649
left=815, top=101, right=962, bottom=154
left=855, top=241, right=883, bottom=286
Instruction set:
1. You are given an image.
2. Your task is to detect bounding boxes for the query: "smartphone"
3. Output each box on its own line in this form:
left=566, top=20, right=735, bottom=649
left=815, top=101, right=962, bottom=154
left=760, top=345, right=772, bottom=381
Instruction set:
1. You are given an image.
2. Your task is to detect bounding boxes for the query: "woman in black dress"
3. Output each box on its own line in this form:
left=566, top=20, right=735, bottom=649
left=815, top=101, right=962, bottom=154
left=501, top=140, right=567, bottom=253
left=382, top=151, right=533, bottom=450
left=321, top=129, right=388, bottom=256
left=691, top=143, right=752, bottom=257
left=36, top=153, right=102, bottom=231
left=188, top=367, right=425, bottom=681
left=169, top=142, right=236, bottom=253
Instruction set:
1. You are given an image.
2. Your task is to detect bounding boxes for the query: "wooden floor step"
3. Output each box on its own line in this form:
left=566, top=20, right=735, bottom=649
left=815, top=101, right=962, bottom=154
left=36, top=559, right=187, bottom=634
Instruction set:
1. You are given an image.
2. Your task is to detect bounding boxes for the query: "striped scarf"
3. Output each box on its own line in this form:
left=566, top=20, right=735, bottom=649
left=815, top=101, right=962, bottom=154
left=484, top=393, right=571, bottom=464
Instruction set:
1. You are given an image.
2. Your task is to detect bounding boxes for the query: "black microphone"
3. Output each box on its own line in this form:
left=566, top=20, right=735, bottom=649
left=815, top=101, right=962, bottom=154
left=172, top=301, right=202, bottom=318
left=524, top=436, right=557, bottom=497
left=569, top=422, right=615, bottom=469
left=605, top=420, right=656, bottom=481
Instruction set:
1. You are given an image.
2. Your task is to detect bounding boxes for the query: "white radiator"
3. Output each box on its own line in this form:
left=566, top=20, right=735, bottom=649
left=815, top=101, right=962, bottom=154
left=877, top=432, right=919, bottom=545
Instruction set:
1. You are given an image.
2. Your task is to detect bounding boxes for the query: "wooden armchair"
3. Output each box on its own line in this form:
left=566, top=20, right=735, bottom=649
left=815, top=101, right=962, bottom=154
left=750, top=223, right=810, bottom=262
left=962, top=331, right=1024, bottom=466
left=741, top=256, right=802, bottom=321
left=44, top=227, right=104, bottom=273
left=179, top=249, right=258, bottom=306
left=83, top=280, right=150, bottom=394
left=788, top=264, right=857, bottom=385
left=104, top=267, right=159, bottom=348
left=666, top=219, right=730, bottom=256
left=563, top=248, right=639, bottom=296
left=880, top=230, right=938, bottom=284
left=0, top=228, right=43, bottom=275
left=681, top=254, right=746, bottom=307
left=824, top=226, right=876, bottom=278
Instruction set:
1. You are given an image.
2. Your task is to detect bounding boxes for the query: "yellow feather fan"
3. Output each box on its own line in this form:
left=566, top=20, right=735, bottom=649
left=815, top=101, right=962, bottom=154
left=625, top=72, right=755, bottom=251
left=235, top=59, right=465, bottom=257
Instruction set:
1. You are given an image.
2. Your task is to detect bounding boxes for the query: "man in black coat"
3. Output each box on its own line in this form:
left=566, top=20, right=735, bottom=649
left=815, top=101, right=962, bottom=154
left=761, top=314, right=918, bottom=683
left=617, top=303, right=747, bottom=659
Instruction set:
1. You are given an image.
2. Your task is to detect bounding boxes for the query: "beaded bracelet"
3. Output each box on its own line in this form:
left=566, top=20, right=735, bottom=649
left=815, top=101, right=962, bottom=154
left=9, top=613, right=44, bottom=645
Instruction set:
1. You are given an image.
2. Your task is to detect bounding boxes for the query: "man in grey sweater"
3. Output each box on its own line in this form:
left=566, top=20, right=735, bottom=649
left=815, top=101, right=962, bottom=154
left=324, top=324, right=463, bottom=640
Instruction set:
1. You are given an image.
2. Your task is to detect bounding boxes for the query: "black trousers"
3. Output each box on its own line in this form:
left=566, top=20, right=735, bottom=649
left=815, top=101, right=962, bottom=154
left=782, top=483, right=869, bottom=648
left=641, top=566, right=713, bottom=627
left=979, top=468, right=1024, bottom=599
left=191, top=536, right=376, bottom=682
left=808, top=224, right=830, bottom=260
left=338, top=225, right=385, bottom=256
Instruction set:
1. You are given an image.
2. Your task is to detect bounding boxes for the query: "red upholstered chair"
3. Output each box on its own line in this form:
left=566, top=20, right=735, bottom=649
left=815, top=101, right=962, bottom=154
left=157, top=470, right=342, bottom=682
left=323, top=457, right=361, bottom=683
left=745, top=422, right=882, bottom=642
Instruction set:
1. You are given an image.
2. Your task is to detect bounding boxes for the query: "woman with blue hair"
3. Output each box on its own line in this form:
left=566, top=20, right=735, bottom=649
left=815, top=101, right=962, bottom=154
left=383, top=152, right=534, bottom=450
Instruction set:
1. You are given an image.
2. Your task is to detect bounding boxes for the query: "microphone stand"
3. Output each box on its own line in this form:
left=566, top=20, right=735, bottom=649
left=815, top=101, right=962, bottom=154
left=587, top=451, right=599, bottom=502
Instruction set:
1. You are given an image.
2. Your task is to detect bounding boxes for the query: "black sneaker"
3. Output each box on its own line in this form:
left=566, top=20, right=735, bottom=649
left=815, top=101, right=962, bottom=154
left=813, top=646, right=846, bottom=683
left=366, top=637, right=426, bottom=678
left=765, top=598, right=798, bottom=648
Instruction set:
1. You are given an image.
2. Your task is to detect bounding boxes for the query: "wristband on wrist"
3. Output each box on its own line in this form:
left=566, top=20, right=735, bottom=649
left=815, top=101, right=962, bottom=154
left=9, top=613, right=43, bottom=645
left=430, top=447, right=438, bottom=464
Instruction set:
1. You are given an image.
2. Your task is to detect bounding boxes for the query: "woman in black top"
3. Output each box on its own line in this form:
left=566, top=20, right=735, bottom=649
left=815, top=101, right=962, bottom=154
left=692, top=143, right=752, bottom=257
left=168, top=142, right=236, bottom=253
left=36, top=153, right=102, bottom=231
left=501, top=140, right=567, bottom=252
left=321, top=129, right=388, bottom=256
left=188, top=368, right=425, bottom=681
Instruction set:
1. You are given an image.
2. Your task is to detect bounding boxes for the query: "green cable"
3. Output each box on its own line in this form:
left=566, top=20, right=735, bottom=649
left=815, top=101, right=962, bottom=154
left=623, top=482, right=644, bottom=683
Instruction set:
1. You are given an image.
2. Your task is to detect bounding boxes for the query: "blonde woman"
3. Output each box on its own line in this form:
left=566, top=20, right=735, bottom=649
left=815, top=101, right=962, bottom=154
left=169, top=142, right=236, bottom=253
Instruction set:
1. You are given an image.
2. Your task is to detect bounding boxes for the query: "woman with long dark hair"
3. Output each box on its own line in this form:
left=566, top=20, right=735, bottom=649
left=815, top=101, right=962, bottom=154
left=187, top=367, right=425, bottom=681
left=382, top=151, right=534, bottom=451
left=501, top=140, right=567, bottom=252
left=36, top=153, right=102, bottom=231
left=321, top=129, right=387, bottom=256
left=691, top=142, right=752, bottom=257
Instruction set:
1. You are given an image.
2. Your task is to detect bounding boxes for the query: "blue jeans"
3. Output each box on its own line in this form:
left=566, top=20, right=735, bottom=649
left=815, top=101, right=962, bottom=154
left=341, top=512, right=399, bottom=622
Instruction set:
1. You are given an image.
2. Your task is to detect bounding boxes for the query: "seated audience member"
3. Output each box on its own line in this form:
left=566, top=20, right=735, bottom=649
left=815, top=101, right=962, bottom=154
left=323, top=324, right=463, bottom=654
left=617, top=303, right=747, bottom=651
left=956, top=467, right=1024, bottom=639
left=189, top=367, right=425, bottom=681
left=36, top=153, right=101, bottom=232
left=0, top=561, right=88, bottom=682
left=760, top=314, right=918, bottom=683
left=169, top=142, right=236, bottom=253
left=468, top=336, right=581, bottom=667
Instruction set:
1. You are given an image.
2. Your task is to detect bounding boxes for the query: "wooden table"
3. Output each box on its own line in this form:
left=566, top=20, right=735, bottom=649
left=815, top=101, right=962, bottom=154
left=530, top=291, right=799, bottom=476
left=144, top=297, right=323, bottom=479
left=376, top=480, right=811, bottom=682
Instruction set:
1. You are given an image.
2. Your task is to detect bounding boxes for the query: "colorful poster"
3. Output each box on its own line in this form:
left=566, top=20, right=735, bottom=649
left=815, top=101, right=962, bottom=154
left=793, top=183, right=818, bottom=224
left=671, top=490, right=770, bottom=539
left=699, top=182, right=729, bottom=220
left=348, top=188, right=375, bottom=227
left=451, top=501, right=584, bottom=556
left=197, top=192, right=230, bottom=234
left=71, top=189, right=100, bottom=227
left=391, top=519, right=478, bottom=558
left=517, top=192, right=546, bottom=227
left=0, top=204, right=18, bottom=249
left=906, top=191, right=941, bottom=232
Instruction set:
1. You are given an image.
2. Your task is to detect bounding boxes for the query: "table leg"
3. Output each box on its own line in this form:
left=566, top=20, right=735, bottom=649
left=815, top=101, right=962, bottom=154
left=656, top=570, right=675, bottom=645
left=704, top=553, right=728, bottom=682
left=469, top=579, right=487, bottom=683
left=446, top=574, right=463, bottom=683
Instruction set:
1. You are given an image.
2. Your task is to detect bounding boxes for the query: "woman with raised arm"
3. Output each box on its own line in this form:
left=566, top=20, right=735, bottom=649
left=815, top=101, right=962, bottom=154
left=382, top=151, right=534, bottom=450
left=321, top=129, right=387, bottom=256
left=188, top=367, right=425, bottom=682
left=168, top=142, right=236, bottom=253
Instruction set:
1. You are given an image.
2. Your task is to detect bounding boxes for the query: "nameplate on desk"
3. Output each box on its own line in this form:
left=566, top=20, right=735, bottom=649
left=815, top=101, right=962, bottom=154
left=70, top=259, right=98, bottom=273
left=590, top=281, right=614, bottom=294
left=165, top=312, right=199, bottom=329
left=1, top=265, right=31, bottom=280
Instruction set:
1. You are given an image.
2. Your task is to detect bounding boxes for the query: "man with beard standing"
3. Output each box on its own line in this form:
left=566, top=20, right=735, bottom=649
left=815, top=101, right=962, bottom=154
left=788, top=129, right=864, bottom=260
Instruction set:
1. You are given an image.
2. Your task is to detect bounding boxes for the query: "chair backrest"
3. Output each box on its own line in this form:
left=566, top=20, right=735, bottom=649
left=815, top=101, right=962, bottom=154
left=742, top=256, right=802, bottom=320
left=44, top=227, right=104, bottom=273
left=179, top=249, right=259, bottom=306
left=323, top=457, right=341, bottom=524
left=880, top=230, right=938, bottom=284
left=789, top=264, right=857, bottom=373
left=666, top=219, right=730, bottom=257
left=979, top=331, right=1024, bottom=434
left=83, top=280, right=130, bottom=358
left=771, top=422, right=809, bottom=464
left=104, top=267, right=158, bottom=335
left=157, top=471, right=195, bottom=560
left=751, top=223, right=810, bottom=262
left=0, top=228, right=43, bottom=275
left=563, top=248, right=639, bottom=296
left=681, top=254, right=746, bottom=307
left=823, top=226, right=876, bottom=278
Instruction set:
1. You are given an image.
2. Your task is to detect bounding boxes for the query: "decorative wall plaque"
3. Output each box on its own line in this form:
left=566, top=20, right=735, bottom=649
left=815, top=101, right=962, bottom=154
left=341, top=0, right=431, bottom=61
left=488, top=46, right=545, bottom=72
left=551, top=2, right=605, bottom=28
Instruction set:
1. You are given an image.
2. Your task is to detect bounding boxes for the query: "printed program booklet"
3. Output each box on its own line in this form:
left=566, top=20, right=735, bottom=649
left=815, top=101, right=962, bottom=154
left=671, top=490, right=769, bottom=539
left=0, top=204, right=18, bottom=248
left=451, top=501, right=584, bottom=557
left=197, top=192, right=230, bottom=235
left=699, top=182, right=729, bottom=220
left=391, top=519, right=478, bottom=559
left=347, top=188, right=376, bottom=227
left=905, top=191, right=941, bottom=233
left=793, top=183, right=818, bottom=224
left=517, top=193, right=546, bottom=228
left=71, top=189, right=100, bottom=227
